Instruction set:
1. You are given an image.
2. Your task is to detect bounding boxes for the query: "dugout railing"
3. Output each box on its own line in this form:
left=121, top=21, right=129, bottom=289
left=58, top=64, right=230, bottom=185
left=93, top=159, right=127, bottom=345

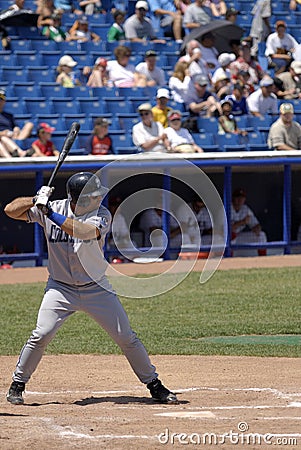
left=0, top=152, right=300, bottom=266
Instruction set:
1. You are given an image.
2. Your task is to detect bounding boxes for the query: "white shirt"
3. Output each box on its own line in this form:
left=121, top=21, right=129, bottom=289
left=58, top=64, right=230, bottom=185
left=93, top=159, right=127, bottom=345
left=265, top=32, right=298, bottom=56
left=132, top=120, right=166, bottom=152
left=199, top=44, right=219, bottom=70
left=231, top=204, right=259, bottom=234
left=165, top=126, right=194, bottom=147
left=169, top=75, right=191, bottom=103
left=246, top=88, right=278, bottom=115
left=135, top=62, right=166, bottom=86
left=107, top=60, right=136, bottom=87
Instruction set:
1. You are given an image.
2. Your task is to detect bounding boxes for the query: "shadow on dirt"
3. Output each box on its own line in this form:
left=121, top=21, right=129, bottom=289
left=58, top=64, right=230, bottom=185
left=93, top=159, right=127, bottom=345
left=73, top=395, right=189, bottom=406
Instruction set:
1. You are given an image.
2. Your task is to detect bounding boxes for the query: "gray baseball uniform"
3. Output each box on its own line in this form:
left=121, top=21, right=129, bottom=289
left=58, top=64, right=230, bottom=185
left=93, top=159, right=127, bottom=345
left=12, top=199, right=157, bottom=385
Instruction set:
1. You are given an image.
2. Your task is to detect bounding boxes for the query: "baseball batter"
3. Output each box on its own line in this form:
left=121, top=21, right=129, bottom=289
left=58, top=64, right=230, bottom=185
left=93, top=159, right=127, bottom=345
left=5, top=172, right=178, bottom=405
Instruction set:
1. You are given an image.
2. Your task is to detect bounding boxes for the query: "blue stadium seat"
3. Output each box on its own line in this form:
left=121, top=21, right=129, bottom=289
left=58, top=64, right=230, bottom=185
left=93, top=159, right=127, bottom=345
left=35, top=114, right=67, bottom=131
left=110, top=133, right=135, bottom=153
left=1, top=67, right=29, bottom=82
left=23, top=97, right=51, bottom=115
left=89, top=24, right=111, bottom=39
left=9, top=39, right=32, bottom=51
left=56, top=41, right=81, bottom=53
left=164, top=52, right=179, bottom=68
left=15, top=51, right=43, bottom=67
left=118, top=87, right=147, bottom=98
left=127, top=96, right=150, bottom=111
left=68, top=86, right=93, bottom=98
left=215, top=133, right=247, bottom=151
left=62, top=51, right=94, bottom=67
left=27, top=66, right=56, bottom=83
left=12, top=82, right=42, bottom=98
left=103, top=97, right=134, bottom=114
left=191, top=133, right=220, bottom=152
left=77, top=97, right=106, bottom=115
left=92, top=86, right=119, bottom=98
left=31, top=40, right=58, bottom=52
left=128, top=54, right=144, bottom=66
left=117, top=114, right=140, bottom=131
left=114, top=146, right=140, bottom=154
left=169, top=100, right=186, bottom=112
left=246, top=115, right=273, bottom=129
left=0, top=51, right=17, bottom=66
left=5, top=98, right=26, bottom=114
left=197, top=117, right=219, bottom=134
left=50, top=97, right=81, bottom=115
left=40, top=51, right=62, bottom=67
left=39, top=82, right=66, bottom=98
left=80, top=41, right=107, bottom=53
left=63, top=114, right=93, bottom=131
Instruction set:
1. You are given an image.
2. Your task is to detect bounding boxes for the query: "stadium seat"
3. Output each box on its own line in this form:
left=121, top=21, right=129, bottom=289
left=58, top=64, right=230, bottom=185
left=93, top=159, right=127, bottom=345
left=110, top=133, right=135, bottom=153
left=63, top=114, right=93, bottom=131
left=117, top=114, right=140, bottom=131
left=77, top=97, right=106, bottom=115
left=56, top=41, right=81, bottom=53
left=9, top=39, right=32, bottom=51
left=35, top=114, right=66, bottom=131
left=103, top=97, right=134, bottom=114
left=31, top=40, right=58, bottom=52
left=5, top=98, right=26, bottom=114
left=191, top=133, right=220, bottom=152
left=39, top=82, right=66, bottom=98
left=129, top=41, right=153, bottom=53
left=118, top=87, right=147, bottom=98
left=68, top=86, right=93, bottom=98
left=0, top=51, right=17, bottom=66
left=127, top=96, right=150, bottom=111
left=89, top=24, right=111, bottom=39
left=23, top=97, right=51, bottom=115
left=27, top=66, right=56, bottom=83
left=14, top=51, right=43, bottom=67
left=62, top=51, right=94, bottom=67
left=40, top=51, right=62, bottom=67
left=115, top=146, right=140, bottom=154
left=50, top=97, right=81, bottom=115
left=164, top=52, right=179, bottom=68
left=215, top=133, right=247, bottom=151
left=197, top=117, right=219, bottom=134
left=92, top=86, right=119, bottom=98
left=1, top=67, right=29, bottom=83
left=12, top=82, right=42, bottom=98
left=246, top=115, right=273, bottom=129
left=80, top=41, right=107, bottom=53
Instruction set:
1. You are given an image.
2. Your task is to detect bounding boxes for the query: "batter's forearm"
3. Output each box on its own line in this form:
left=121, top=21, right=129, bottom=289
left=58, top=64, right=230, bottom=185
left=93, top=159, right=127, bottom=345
left=4, top=197, right=33, bottom=220
left=61, top=218, right=101, bottom=240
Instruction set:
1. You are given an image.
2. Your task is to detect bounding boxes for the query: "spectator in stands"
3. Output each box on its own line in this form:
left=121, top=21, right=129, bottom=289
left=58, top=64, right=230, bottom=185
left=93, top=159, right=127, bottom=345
left=183, top=74, right=222, bottom=117
left=277, top=60, right=301, bottom=100
left=187, top=47, right=209, bottom=80
left=267, top=103, right=301, bottom=151
left=106, top=45, right=147, bottom=87
left=56, top=55, right=82, bottom=87
left=225, top=7, right=239, bottom=24
left=265, top=21, right=298, bottom=76
left=149, top=0, right=183, bottom=42
left=236, top=69, right=254, bottom=95
left=169, top=60, right=191, bottom=103
left=124, top=1, right=165, bottom=43
left=225, top=82, right=249, bottom=116
left=212, top=53, right=236, bottom=85
left=165, top=109, right=203, bottom=152
left=85, top=117, right=113, bottom=155
left=231, top=188, right=267, bottom=256
left=87, top=57, right=109, bottom=87
left=41, top=13, right=67, bottom=42
left=179, top=39, right=201, bottom=63
left=207, top=0, right=226, bottom=18
left=79, top=0, right=102, bottom=15
left=36, top=0, right=55, bottom=18
left=218, top=99, right=248, bottom=135
left=67, top=15, right=101, bottom=42
left=0, top=88, right=34, bottom=158
left=135, top=50, right=166, bottom=87
left=152, top=88, right=172, bottom=128
left=29, top=123, right=59, bottom=157
left=289, top=0, right=301, bottom=11
left=107, top=9, right=126, bottom=42
left=183, top=0, right=212, bottom=30
left=249, top=0, right=271, bottom=57
left=229, top=37, right=264, bottom=86
left=246, top=76, right=278, bottom=117
left=199, top=32, right=219, bottom=73
left=132, top=103, right=170, bottom=153
left=54, top=0, right=82, bottom=15
left=212, top=74, right=232, bottom=101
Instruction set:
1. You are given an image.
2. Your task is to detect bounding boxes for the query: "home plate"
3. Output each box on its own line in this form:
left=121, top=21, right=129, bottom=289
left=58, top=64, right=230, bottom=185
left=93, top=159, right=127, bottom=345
left=155, top=411, right=216, bottom=418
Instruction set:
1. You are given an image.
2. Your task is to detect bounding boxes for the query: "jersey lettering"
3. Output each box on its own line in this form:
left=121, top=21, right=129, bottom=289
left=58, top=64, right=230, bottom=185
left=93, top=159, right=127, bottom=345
left=49, top=225, right=74, bottom=243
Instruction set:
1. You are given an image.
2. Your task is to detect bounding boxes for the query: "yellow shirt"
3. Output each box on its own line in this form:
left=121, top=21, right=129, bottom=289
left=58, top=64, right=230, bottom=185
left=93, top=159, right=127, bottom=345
left=152, top=106, right=172, bottom=128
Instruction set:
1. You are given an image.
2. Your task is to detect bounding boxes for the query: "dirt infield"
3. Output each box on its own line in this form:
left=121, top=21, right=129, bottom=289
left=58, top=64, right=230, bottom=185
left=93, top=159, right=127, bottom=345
left=0, top=255, right=300, bottom=449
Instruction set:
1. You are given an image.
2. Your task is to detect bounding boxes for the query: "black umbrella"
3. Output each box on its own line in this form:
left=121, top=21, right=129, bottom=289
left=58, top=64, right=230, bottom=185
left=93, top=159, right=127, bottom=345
left=0, top=10, right=39, bottom=27
left=181, top=20, right=244, bottom=55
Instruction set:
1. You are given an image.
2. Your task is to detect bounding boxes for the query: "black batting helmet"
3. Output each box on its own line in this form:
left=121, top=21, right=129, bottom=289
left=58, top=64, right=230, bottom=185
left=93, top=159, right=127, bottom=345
left=66, top=172, right=105, bottom=204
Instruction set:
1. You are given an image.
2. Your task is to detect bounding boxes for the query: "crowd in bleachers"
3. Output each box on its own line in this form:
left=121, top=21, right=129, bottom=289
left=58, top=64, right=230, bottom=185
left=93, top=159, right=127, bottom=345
left=0, top=0, right=301, bottom=155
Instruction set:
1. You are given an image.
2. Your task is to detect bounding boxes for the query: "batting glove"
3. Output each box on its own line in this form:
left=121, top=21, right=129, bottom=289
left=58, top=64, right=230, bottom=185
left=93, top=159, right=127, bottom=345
left=34, top=186, right=54, bottom=214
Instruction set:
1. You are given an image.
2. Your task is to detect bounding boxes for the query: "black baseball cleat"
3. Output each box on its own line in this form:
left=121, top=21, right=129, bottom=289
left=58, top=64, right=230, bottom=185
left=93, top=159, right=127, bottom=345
left=147, top=378, right=178, bottom=404
left=7, top=381, right=25, bottom=405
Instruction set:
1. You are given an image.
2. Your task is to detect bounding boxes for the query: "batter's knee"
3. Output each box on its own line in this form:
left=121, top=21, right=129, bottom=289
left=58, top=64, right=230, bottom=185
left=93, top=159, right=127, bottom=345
left=27, top=328, right=56, bottom=349
left=113, top=329, right=142, bottom=350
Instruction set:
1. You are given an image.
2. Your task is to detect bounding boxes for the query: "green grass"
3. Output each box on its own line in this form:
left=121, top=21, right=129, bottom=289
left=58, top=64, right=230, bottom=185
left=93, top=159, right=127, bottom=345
left=0, top=267, right=300, bottom=357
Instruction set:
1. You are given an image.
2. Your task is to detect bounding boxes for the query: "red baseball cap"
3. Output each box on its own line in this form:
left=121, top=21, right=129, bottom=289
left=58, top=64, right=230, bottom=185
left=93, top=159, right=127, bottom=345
left=38, top=122, right=55, bottom=133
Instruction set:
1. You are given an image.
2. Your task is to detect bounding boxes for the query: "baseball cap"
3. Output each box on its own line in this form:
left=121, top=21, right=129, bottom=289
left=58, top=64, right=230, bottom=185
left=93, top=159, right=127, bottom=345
left=137, top=102, right=152, bottom=111
left=145, top=50, right=158, bottom=58
left=225, top=7, right=240, bottom=18
left=193, top=74, right=208, bottom=86
left=95, top=57, right=107, bottom=67
left=58, top=55, right=77, bottom=67
left=0, top=88, right=6, bottom=100
left=221, top=99, right=233, bottom=107
left=218, top=52, right=236, bottom=67
left=156, top=88, right=170, bottom=98
left=276, top=20, right=286, bottom=28
left=260, top=77, right=274, bottom=87
left=168, top=110, right=182, bottom=120
left=37, top=122, right=55, bottom=133
left=291, top=60, right=301, bottom=74
left=232, top=188, right=246, bottom=198
left=135, top=0, right=148, bottom=10
left=94, top=117, right=109, bottom=126
left=279, top=103, right=294, bottom=114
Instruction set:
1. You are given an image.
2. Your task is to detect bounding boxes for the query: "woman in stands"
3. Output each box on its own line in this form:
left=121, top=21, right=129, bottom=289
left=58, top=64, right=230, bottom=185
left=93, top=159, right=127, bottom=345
left=168, top=61, right=191, bottom=103
left=106, top=45, right=147, bottom=87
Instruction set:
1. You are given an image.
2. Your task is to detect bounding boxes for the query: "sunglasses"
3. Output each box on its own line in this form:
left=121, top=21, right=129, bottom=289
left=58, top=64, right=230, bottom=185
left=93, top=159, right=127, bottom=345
left=140, top=111, right=150, bottom=116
